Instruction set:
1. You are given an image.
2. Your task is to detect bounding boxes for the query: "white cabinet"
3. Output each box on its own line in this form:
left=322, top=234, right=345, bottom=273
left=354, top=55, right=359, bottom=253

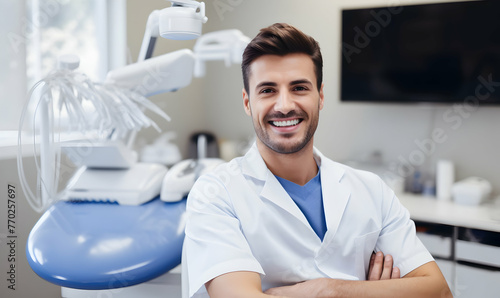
left=456, top=240, right=500, bottom=267
left=417, top=229, right=500, bottom=297
left=401, top=194, right=500, bottom=297
left=454, top=240, right=500, bottom=297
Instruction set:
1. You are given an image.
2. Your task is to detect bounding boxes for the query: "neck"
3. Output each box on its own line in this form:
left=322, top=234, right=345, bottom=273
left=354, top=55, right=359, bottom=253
left=257, top=139, right=318, bottom=186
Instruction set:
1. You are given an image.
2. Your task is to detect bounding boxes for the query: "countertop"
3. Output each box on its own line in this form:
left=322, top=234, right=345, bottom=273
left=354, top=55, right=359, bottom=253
left=398, top=193, right=500, bottom=233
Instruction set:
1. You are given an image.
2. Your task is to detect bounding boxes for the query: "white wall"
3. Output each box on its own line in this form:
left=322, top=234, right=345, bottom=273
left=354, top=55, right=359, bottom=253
left=197, top=0, right=500, bottom=196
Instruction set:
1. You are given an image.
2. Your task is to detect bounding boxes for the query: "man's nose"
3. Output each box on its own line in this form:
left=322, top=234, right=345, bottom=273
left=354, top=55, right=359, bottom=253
left=274, top=91, right=295, bottom=114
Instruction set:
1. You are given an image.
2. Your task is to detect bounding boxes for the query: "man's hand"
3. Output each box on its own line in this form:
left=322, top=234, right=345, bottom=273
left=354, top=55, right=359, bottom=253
left=367, top=251, right=400, bottom=280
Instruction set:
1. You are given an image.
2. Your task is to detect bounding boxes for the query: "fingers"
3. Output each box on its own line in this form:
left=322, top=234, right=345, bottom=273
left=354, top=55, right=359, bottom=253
left=380, top=254, right=394, bottom=280
left=368, top=252, right=375, bottom=278
left=367, top=251, right=384, bottom=280
left=367, top=252, right=401, bottom=280
left=392, top=266, right=400, bottom=279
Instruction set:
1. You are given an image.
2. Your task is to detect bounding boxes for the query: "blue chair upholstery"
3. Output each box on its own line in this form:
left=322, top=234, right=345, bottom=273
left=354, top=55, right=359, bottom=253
left=26, top=197, right=186, bottom=290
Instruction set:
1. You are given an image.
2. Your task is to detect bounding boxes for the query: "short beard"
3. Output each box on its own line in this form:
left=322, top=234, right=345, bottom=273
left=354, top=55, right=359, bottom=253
left=254, top=110, right=318, bottom=154
left=263, top=130, right=314, bottom=154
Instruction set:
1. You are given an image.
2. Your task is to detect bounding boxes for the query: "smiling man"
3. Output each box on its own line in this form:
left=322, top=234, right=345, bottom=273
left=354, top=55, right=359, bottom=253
left=184, top=23, right=452, bottom=298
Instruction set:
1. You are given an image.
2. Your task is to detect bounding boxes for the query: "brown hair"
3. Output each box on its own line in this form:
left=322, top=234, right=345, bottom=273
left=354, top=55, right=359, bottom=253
left=241, top=23, right=323, bottom=94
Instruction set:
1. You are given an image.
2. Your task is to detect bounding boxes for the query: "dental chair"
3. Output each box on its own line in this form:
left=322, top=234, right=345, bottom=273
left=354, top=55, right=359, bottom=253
left=26, top=196, right=187, bottom=298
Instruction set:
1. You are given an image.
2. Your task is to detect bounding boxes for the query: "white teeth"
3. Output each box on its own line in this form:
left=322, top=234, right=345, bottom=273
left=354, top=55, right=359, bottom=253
left=272, top=119, right=300, bottom=127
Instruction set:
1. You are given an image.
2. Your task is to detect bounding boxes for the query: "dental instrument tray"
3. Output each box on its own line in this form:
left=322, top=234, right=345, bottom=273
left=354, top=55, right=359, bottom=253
left=65, top=162, right=167, bottom=205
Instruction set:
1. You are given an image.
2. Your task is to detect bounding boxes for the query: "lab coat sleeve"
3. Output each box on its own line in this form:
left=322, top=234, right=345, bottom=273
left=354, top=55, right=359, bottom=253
left=375, top=179, right=434, bottom=277
left=184, top=172, right=265, bottom=297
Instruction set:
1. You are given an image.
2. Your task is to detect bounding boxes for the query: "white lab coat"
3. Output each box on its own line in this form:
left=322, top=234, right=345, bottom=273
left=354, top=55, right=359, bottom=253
left=184, top=144, right=433, bottom=297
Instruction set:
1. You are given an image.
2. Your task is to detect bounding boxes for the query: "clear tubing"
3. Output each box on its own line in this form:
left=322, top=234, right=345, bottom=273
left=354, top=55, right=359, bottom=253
left=18, top=66, right=171, bottom=213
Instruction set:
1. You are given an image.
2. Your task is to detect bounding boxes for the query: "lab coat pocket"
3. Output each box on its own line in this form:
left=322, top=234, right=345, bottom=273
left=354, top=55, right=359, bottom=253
left=354, top=230, right=380, bottom=280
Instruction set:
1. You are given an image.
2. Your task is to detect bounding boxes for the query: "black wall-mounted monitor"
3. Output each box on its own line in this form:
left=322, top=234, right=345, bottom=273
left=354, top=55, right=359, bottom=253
left=341, top=0, right=500, bottom=104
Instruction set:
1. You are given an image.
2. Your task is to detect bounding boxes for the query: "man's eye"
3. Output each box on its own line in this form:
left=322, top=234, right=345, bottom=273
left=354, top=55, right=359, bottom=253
left=293, top=86, right=308, bottom=91
left=260, top=88, right=274, bottom=94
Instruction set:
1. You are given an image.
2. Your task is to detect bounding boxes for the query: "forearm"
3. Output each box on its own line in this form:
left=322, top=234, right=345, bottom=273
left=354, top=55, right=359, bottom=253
left=321, top=276, right=451, bottom=298
left=266, top=262, right=452, bottom=298
left=208, top=287, right=285, bottom=298
left=206, top=271, right=289, bottom=298
left=209, top=289, right=283, bottom=298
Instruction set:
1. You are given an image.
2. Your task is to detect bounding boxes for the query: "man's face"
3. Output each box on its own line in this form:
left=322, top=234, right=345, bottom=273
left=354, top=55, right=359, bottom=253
left=243, top=53, right=324, bottom=154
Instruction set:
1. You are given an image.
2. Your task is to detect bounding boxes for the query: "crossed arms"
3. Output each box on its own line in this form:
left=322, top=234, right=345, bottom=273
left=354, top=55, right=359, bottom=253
left=205, top=252, right=452, bottom=298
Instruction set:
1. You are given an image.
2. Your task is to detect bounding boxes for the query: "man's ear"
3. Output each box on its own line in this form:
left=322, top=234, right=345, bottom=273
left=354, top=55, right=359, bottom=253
left=319, top=83, right=325, bottom=111
left=243, top=88, right=251, bottom=116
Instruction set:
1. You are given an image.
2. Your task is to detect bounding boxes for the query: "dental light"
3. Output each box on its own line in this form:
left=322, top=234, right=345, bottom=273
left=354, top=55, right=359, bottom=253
left=160, top=0, right=207, bottom=40
left=138, top=0, right=207, bottom=61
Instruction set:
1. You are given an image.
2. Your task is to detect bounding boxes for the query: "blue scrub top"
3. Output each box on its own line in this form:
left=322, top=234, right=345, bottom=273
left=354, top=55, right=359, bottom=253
left=276, top=171, right=327, bottom=240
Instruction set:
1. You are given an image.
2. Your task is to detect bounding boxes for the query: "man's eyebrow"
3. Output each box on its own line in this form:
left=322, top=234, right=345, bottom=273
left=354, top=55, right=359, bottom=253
left=290, top=79, right=313, bottom=86
left=255, top=81, right=278, bottom=89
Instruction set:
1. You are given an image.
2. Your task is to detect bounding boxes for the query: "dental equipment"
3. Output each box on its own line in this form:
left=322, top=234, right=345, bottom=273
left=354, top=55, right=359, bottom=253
left=160, top=133, right=225, bottom=202
left=105, top=49, right=195, bottom=97
left=19, top=2, right=248, bottom=210
left=17, top=0, right=210, bottom=210
left=22, top=0, right=250, bottom=295
left=65, top=163, right=168, bottom=205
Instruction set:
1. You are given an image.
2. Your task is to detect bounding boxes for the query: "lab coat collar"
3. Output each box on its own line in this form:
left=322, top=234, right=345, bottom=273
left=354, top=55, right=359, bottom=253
left=241, top=143, right=269, bottom=181
left=311, top=147, right=352, bottom=241
left=316, top=149, right=351, bottom=242
left=241, top=143, right=346, bottom=184
left=241, top=143, right=313, bottom=231
left=241, top=143, right=351, bottom=242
